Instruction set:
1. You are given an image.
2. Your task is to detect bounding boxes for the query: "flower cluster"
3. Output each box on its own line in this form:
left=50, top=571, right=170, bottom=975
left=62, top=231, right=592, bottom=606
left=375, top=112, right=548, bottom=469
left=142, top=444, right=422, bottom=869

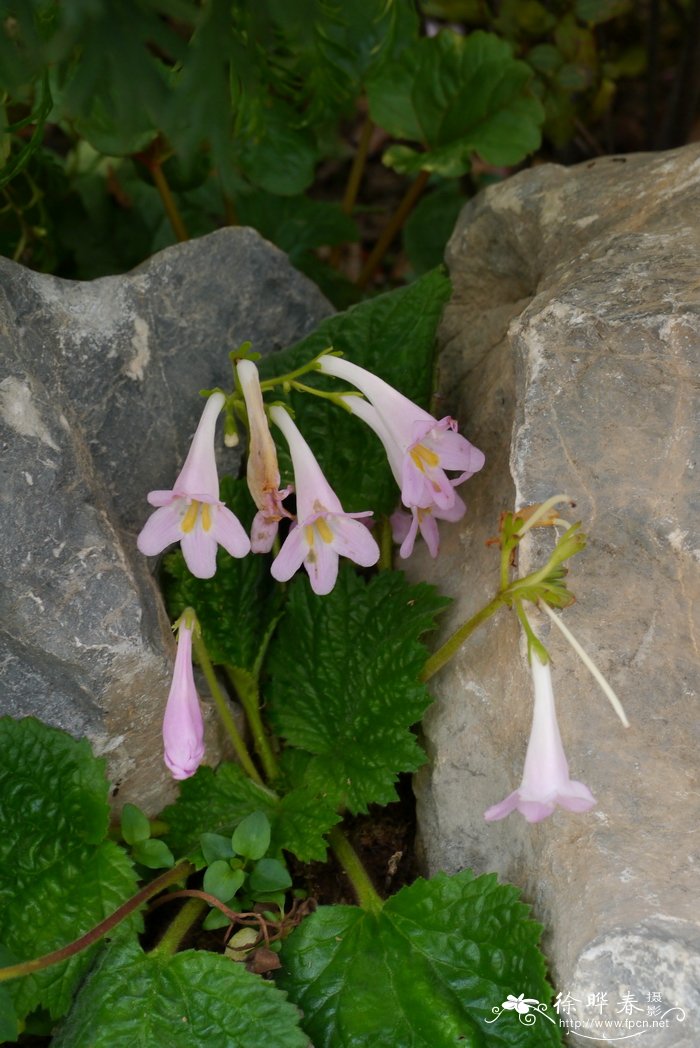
left=137, top=354, right=484, bottom=779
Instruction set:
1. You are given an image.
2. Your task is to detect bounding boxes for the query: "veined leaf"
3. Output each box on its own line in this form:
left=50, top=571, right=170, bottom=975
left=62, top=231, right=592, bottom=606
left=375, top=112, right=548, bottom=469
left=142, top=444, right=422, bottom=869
left=278, top=869, right=563, bottom=1047
left=0, top=718, right=139, bottom=1023
left=53, top=939, right=307, bottom=1047
left=266, top=567, right=450, bottom=812
left=368, top=29, right=544, bottom=177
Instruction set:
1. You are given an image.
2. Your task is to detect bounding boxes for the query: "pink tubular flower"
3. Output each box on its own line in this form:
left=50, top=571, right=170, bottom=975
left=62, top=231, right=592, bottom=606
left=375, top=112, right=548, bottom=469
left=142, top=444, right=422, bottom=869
left=318, top=354, right=485, bottom=511
left=484, top=656, right=596, bottom=823
left=137, top=392, right=250, bottom=578
left=163, top=613, right=205, bottom=780
left=343, top=393, right=467, bottom=559
left=236, top=359, right=292, bottom=553
left=269, top=405, right=379, bottom=595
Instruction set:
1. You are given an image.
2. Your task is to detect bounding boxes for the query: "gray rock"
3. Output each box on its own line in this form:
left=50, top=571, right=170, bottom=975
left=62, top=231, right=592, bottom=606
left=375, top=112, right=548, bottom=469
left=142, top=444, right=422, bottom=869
left=412, top=145, right=700, bottom=1045
left=0, top=228, right=332, bottom=812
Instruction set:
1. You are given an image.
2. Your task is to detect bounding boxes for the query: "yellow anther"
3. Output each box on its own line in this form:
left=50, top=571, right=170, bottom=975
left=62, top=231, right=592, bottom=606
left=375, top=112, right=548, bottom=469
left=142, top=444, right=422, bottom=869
left=181, top=500, right=200, bottom=533
left=305, top=525, right=316, bottom=547
left=200, top=502, right=212, bottom=532
left=409, top=444, right=440, bottom=472
left=316, top=517, right=334, bottom=544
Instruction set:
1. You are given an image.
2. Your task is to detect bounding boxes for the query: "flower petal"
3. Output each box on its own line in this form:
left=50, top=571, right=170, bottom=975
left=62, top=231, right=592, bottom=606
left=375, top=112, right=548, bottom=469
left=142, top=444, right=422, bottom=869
left=483, top=791, right=521, bottom=822
left=417, top=511, right=440, bottom=558
left=210, top=504, right=251, bottom=559
left=162, top=624, right=205, bottom=780
left=174, top=392, right=224, bottom=499
left=251, top=511, right=279, bottom=553
left=271, top=524, right=308, bottom=582
left=330, top=515, right=380, bottom=568
left=181, top=528, right=218, bottom=579
left=305, top=532, right=339, bottom=595
left=137, top=505, right=183, bottom=557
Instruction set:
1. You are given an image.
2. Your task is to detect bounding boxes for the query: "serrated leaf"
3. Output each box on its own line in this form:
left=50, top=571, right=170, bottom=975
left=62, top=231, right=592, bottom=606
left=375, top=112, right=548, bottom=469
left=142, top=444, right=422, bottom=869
left=163, top=478, right=284, bottom=673
left=278, top=869, right=562, bottom=1047
left=120, top=802, right=150, bottom=845
left=232, top=811, right=272, bottom=861
left=0, top=719, right=139, bottom=1022
left=368, top=30, right=544, bottom=176
left=53, top=939, right=307, bottom=1048
left=0, top=716, right=109, bottom=863
left=257, top=269, right=451, bottom=515
left=236, top=96, right=318, bottom=196
left=161, top=761, right=340, bottom=863
left=266, top=568, right=450, bottom=812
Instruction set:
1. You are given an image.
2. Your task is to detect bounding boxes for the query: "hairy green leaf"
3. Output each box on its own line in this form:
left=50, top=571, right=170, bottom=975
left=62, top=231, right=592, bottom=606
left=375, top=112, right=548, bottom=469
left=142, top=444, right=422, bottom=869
left=368, top=30, right=544, bottom=176
left=266, top=568, right=450, bottom=812
left=257, top=268, right=451, bottom=515
left=161, top=761, right=340, bottom=863
left=53, top=939, right=307, bottom=1048
left=0, top=718, right=138, bottom=1022
left=278, top=869, right=563, bottom=1047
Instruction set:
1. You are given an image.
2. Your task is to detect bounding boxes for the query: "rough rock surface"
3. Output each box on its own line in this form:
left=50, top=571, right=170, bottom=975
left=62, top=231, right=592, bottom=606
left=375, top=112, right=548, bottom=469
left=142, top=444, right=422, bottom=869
left=0, top=228, right=331, bottom=812
left=412, top=145, right=700, bottom=1044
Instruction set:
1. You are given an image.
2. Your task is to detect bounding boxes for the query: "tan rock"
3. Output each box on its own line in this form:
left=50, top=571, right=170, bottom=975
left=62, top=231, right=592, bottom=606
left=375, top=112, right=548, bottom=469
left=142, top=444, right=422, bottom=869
left=412, top=145, right=700, bottom=1045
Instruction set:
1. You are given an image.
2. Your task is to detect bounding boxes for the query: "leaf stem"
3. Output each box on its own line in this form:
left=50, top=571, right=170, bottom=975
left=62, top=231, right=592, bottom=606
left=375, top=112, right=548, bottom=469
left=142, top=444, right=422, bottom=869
left=191, top=632, right=263, bottom=785
left=328, top=827, right=383, bottom=914
left=356, top=168, right=430, bottom=289
left=227, top=666, right=280, bottom=781
left=421, top=594, right=506, bottom=683
left=150, top=898, right=207, bottom=957
left=150, top=158, right=189, bottom=243
left=0, top=862, right=194, bottom=983
left=342, top=114, right=374, bottom=216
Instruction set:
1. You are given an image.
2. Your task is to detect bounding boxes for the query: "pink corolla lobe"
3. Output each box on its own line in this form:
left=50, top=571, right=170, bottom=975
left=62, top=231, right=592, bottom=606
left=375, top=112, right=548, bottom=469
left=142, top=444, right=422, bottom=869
left=269, top=405, right=379, bottom=595
left=317, top=354, right=484, bottom=513
left=163, top=615, right=205, bottom=780
left=136, top=392, right=250, bottom=578
left=484, top=656, right=596, bottom=824
left=341, top=390, right=471, bottom=560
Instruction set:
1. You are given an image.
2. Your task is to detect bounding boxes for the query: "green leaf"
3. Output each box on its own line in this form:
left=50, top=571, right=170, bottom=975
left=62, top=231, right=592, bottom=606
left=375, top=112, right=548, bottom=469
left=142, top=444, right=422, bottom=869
left=249, top=858, right=292, bottom=895
left=266, top=568, right=450, bottom=812
left=235, top=189, right=358, bottom=262
left=257, top=269, right=451, bottom=515
left=53, top=939, right=308, bottom=1048
left=120, top=802, right=150, bottom=845
left=163, top=478, right=284, bottom=673
left=576, top=0, right=632, bottom=25
left=0, top=985, right=18, bottom=1044
left=368, top=30, right=544, bottom=177
left=200, top=832, right=236, bottom=864
left=278, top=870, right=562, bottom=1047
left=236, top=97, right=318, bottom=196
left=131, top=838, right=175, bottom=870
left=0, top=718, right=139, bottom=1022
left=161, top=761, right=340, bottom=863
left=203, top=861, right=245, bottom=904
left=404, top=181, right=465, bottom=275
left=231, top=811, right=272, bottom=861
